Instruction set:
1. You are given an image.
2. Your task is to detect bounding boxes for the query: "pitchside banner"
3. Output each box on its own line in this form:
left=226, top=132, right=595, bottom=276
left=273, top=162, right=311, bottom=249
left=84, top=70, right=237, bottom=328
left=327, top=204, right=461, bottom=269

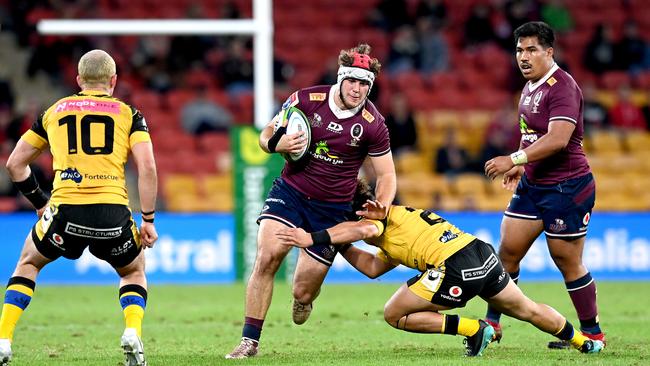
left=0, top=213, right=235, bottom=284
left=0, top=212, right=649, bottom=283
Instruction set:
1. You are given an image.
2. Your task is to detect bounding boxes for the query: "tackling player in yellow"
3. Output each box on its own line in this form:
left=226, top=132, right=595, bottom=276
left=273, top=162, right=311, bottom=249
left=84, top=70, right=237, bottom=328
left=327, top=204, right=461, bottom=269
left=276, top=181, right=604, bottom=357
left=0, top=49, right=157, bottom=366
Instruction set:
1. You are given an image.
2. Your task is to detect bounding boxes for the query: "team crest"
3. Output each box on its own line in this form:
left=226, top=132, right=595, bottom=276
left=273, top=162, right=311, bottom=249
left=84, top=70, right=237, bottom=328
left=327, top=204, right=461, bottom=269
left=310, top=113, right=323, bottom=128
left=549, top=218, right=567, bottom=232
left=347, top=123, right=364, bottom=147
left=362, top=109, right=375, bottom=123
left=309, top=93, right=326, bottom=101
left=532, top=91, right=543, bottom=113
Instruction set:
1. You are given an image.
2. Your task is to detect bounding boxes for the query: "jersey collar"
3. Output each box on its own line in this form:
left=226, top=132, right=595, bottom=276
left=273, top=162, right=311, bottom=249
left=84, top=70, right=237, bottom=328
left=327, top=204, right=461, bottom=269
left=527, top=63, right=558, bottom=93
left=78, top=90, right=111, bottom=97
left=328, top=85, right=364, bottom=120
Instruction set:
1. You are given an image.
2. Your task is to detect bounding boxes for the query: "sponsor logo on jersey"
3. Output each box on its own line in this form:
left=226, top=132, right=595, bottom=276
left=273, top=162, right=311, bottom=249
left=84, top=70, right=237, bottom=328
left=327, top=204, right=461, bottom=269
left=84, top=173, right=119, bottom=181
left=310, top=141, right=343, bottom=165
left=64, top=222, right=123, bottom=239
left=549, top=218, right=567, bottom=232
left=519, top=115, right=536, bottom=134
left=61, top=168, right=83, bottom=183
left=327, top=121, right=343, bottom=133
left=55, top=99, right=121, bottom=114
left=362, top=108, right=375, bottom=123
left=281, top=92, right=299, bottom=110
left=347, top=123, right=363, bottom=147
left=439, top=230, right=458, bottom=243
left=583, top=212, right=591, bottom=226
left=547, top=77, right=557, bottom=86
left=523, top=95, right=532, bottom=106
left=309, top=93, right=326, bottom=101
left=461, top=253, right=498, bottom=281
left=532, top=91, right=543, bottom=113
left=449, top=286, right=463, bottom=297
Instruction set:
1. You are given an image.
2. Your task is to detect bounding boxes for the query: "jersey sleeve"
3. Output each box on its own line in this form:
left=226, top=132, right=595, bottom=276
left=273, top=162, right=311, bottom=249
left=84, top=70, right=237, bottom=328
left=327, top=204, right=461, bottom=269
left=21, top=112, right=48, bottom=149
left=547, top=82, right=580, bottom=125
left=129, top=107, right=152, bottom=147
left=367, top=118, right=391, bottom=157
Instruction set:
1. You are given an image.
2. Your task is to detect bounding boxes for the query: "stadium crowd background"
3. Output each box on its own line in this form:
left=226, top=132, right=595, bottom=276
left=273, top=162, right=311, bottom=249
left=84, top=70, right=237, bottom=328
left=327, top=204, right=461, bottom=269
left=1, top=0, right=650, bottom=213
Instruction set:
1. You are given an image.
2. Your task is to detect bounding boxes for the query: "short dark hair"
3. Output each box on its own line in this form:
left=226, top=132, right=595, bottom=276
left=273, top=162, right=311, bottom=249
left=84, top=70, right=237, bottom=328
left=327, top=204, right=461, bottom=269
left=514, top=21, right=555, bottom=49
left=350, top=179, right=375, bottom=217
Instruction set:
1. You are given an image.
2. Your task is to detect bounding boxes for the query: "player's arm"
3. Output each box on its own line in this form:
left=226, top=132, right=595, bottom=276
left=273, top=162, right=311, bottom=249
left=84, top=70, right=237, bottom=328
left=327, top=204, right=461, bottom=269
left=131, top=141, right=158, bottom=248
left=6, top=139, right=48, bottom=213
left=340, top=245, right=396, bottom=279
left=276, top=220, right=395, bottom=278
left=258, top=114, right=306, bottom=155
left=364, top=152, right=396, bottom=219
left=277, top=220, right=380, bottom=248
left=485, top=120, right=575, bottom=180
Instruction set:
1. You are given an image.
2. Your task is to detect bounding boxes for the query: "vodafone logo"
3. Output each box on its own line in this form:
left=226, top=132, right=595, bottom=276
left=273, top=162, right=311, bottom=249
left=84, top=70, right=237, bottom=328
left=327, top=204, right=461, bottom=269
left=449, top=286, right=463, bottom=297
left=583, top=212, right=591, bottom=226
left=52, top=233, right=64, bottom=245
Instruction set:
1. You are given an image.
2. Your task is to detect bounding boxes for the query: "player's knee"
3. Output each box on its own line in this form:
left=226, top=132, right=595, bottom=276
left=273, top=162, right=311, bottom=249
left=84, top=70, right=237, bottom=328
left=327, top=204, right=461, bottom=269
left=252, top=251, right=283, bottom=277
left=292, top=284, right=316, bottom=304
left=383, top=304, right=402, bottom=328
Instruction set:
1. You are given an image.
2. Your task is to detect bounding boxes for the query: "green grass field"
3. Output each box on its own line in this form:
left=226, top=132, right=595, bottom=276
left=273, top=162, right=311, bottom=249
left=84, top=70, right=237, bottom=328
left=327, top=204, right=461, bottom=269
left=8, top=281, right=650, bottom=365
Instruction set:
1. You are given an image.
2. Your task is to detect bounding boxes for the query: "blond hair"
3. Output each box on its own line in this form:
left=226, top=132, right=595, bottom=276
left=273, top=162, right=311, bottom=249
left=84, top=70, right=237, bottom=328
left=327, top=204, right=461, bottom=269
left=77, top=49, right=116, bottom=86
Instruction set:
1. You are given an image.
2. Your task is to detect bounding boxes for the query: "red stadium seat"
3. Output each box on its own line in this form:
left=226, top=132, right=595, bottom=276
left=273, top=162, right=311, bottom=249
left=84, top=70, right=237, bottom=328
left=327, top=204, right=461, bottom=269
left=599, top=72, right=631, bottom=90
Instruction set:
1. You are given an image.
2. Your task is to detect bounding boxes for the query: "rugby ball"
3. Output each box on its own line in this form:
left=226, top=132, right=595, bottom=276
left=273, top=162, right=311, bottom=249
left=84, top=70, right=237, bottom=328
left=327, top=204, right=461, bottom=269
left=277, top=107, right=311, bottom=162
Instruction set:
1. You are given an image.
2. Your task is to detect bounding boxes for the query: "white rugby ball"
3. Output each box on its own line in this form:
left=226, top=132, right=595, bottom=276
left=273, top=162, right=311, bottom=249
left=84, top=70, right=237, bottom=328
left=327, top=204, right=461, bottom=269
left=281, top=107, right=311, bottom=162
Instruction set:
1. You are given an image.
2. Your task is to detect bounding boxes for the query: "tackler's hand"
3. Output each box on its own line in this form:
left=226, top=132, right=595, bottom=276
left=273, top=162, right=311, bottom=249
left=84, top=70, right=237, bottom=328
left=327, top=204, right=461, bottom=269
left=276, top=227, right=312, bottom=248
left=357, top=199, right=388, bottom=220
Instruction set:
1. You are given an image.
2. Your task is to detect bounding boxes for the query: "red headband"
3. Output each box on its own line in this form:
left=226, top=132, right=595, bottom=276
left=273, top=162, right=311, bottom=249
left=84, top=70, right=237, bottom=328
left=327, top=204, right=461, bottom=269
left=352, top=53, right=372, bottom=70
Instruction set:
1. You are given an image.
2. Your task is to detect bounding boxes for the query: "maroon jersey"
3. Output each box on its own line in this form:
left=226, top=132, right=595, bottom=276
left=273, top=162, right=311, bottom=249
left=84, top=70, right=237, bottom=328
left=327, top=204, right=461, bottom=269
left=280, top=85, right=390, bottom=202
left=517, top=64, right=590, bottom=184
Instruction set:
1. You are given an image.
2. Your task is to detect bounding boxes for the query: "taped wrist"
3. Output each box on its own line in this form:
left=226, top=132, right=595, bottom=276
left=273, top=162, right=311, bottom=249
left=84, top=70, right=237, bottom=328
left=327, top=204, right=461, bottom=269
left=14, top=173, right=48, bottom=209
left=267, top=126, right=286, bottom=153
left=510, top=150, right=528, bottom=166
left=310, top=230, right=332, bottom=247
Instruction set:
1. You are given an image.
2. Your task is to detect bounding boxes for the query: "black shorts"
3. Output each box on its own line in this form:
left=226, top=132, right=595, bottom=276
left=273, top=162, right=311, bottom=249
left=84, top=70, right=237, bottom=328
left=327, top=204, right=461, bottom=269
left=407, top=239, right=509, bottom=308
left=32, top=204, right=142, bottom=268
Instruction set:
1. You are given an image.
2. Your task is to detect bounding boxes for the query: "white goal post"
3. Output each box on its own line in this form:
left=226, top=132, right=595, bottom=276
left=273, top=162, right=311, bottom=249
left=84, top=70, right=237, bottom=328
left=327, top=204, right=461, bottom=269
left=37, top=0, right=273, bottom=130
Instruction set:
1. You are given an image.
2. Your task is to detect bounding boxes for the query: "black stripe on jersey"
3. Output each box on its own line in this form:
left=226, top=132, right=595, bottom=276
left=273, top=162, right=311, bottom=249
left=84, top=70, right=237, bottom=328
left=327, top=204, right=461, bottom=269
left=30, top=112, right=48, bottom=141
left=129, top=106, right=149, bottom=135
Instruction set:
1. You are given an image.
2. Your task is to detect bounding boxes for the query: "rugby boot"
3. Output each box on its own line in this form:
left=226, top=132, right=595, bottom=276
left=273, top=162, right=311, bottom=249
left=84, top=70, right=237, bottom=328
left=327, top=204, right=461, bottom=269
left=548, top=331, right=606, bottom=349
left=225, top=337, right=258, bottom=359
left=464, top=320, right=495, bottom=356
left=121, top=328, right=147, bottom=366
left=579, top=339, right=605, bottom=354
left=292, top=300, right=313, bottom=325
left=0, top=339, right=11, bottom=366
left=484, top=319, right=502, bottom=343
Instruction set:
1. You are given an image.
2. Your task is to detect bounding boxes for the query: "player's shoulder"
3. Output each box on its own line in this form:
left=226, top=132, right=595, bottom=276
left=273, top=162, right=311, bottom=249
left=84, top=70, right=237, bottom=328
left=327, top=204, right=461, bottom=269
left=297, top=85, right=330, bottom=103
left=548, top=67, right=579, bottom=90
left=359, top=100, right=385, bottom=125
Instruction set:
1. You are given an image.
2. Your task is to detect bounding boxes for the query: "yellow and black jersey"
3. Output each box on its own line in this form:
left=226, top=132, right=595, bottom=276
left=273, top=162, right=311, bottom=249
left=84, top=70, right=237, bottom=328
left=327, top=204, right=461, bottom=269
left=367, top=206, right=476, bottom=271
left=20, top=90, right=151, bottom=205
